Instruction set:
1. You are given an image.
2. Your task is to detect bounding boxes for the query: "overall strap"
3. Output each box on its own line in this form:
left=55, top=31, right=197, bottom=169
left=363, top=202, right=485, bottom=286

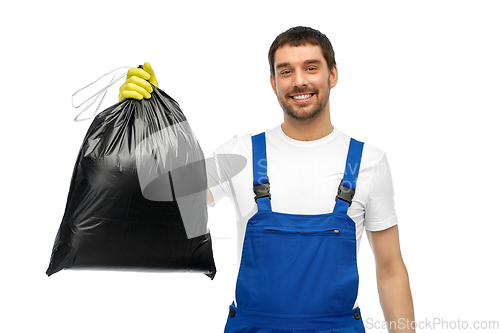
left=333, top=138, right=364, bottom=214
left=251, top=132, right=272, bottom=211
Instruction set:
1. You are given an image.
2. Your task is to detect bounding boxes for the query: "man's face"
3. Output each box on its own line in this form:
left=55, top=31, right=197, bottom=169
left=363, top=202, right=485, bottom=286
left=270, top=43, right=338, bottom=121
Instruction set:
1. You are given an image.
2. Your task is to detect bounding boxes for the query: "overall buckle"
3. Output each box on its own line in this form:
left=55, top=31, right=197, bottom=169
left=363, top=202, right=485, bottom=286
left=254, top=178, right=271, bottom=202
left=336, top=179, right=355, bottom=206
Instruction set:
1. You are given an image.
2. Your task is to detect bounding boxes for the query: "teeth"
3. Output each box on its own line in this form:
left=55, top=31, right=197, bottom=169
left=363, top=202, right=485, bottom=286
left=292, top=94, right=312, bottom=100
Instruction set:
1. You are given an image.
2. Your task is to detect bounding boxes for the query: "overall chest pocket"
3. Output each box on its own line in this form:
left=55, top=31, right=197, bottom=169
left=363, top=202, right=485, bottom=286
left=238, top=225, right=359, bottom=314
left=258, top=226, right=355, bottom=267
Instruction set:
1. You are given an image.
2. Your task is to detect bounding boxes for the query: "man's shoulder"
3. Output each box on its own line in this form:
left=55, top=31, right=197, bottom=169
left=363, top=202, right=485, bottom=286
left=336, top=130, right=388, bottom=169
left=361, top=141, right=387, bottom=163
left=214, top=125, right=281, bottom=154
left=213, top=132, right=253, bottom=156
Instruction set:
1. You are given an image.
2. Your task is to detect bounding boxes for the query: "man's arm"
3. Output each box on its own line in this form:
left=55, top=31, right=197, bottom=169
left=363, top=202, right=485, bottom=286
left=366, top=225, right=415, bottom=333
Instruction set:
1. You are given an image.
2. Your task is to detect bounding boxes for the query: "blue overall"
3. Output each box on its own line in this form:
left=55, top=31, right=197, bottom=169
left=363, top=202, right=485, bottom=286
left=223, top=132, right=366, bottom=333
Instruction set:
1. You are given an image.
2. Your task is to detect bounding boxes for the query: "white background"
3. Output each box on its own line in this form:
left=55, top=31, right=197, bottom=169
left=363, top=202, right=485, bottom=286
left=1, top=1, right=499, bottom=332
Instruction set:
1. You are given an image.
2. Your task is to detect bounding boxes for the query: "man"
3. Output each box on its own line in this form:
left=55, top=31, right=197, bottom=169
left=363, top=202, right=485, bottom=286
left=120, top=26, right=414, bottom=333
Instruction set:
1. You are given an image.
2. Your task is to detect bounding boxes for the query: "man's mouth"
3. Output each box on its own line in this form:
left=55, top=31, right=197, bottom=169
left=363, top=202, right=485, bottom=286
left=290, top=93, right=314, bottom=103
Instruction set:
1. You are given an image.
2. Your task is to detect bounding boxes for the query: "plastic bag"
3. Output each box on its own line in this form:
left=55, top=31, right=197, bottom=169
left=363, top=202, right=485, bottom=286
left=46, top=85, right=216, bottom=279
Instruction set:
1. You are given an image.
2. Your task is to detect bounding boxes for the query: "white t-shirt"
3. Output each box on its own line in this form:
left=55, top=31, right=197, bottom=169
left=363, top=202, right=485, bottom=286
left=207, top=124, right=398, bottom=307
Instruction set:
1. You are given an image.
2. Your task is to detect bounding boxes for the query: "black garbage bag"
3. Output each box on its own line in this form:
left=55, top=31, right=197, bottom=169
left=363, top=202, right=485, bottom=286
left=46, top=85, right=216, bottom=279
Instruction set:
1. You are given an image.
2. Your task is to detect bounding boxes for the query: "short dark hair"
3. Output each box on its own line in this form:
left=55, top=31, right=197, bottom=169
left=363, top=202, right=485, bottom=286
left=268, top=26, right=336, bottom=77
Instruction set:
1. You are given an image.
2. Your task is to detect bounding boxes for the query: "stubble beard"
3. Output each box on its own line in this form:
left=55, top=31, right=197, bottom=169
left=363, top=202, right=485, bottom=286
left=279, top=92, right=329, bottom=121
left=277, top=79, right=331, bottom=122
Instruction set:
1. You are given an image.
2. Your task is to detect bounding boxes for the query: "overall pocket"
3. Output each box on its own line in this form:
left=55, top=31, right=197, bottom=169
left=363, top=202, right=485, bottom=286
left=236, top=223, right=359, bottom=314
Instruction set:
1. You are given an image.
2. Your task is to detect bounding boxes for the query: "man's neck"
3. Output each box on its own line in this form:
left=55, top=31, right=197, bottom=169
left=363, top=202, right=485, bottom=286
left=281, top=111, right=334, bottom=141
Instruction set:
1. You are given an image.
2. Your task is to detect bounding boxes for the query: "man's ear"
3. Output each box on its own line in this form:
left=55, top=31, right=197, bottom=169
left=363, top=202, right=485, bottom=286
left=270, top=74, right=277, bottom=95
left=329, top=66, right=338, bottom=89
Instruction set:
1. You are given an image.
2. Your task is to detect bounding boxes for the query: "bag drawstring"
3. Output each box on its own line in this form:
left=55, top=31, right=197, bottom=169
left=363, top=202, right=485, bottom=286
left=71, top=66, right=133, bottom=122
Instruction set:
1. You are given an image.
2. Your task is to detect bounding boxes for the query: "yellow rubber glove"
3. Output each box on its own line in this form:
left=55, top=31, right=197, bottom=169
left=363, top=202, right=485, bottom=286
left=119, top=62, right=159, bottom=101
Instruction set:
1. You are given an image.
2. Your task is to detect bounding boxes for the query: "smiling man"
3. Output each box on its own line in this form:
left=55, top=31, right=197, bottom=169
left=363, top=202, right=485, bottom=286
left=270, top=40, right=338, bottom=141
left=120, top=26, right=415, bottom=333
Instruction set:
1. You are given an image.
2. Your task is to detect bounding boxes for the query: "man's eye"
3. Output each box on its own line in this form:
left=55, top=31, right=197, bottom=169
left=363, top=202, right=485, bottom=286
left=307, top=67, right=317, bottom=71
left=280, top=70, right=291, bottom=75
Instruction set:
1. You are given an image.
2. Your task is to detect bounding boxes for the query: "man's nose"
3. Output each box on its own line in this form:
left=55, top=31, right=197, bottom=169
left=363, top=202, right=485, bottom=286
left=293, top=70, right=308, bottom=87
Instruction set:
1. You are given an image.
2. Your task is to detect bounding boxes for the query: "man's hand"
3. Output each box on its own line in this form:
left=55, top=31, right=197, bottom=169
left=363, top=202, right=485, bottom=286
left=119, top=62, right=159, bottom=101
